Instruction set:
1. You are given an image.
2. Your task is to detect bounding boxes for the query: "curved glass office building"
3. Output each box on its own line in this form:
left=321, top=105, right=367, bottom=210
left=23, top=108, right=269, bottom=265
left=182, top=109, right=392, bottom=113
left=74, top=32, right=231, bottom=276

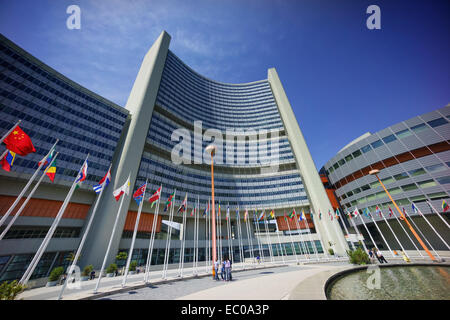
left=0, top=31, right=347, bottom=283
left=321, top=106, right=450, bottom=251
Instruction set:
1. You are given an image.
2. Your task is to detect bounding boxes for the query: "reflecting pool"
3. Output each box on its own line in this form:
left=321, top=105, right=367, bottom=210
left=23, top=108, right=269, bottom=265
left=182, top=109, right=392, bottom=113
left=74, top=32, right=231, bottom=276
left=327, top=265, right=450, bottom=300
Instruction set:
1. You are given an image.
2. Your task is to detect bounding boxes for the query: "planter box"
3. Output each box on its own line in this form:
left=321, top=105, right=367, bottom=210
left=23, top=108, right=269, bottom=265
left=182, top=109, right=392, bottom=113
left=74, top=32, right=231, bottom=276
left=46, top=281, right=58, bottom=287
left=106, top=273, right=114, bottom=277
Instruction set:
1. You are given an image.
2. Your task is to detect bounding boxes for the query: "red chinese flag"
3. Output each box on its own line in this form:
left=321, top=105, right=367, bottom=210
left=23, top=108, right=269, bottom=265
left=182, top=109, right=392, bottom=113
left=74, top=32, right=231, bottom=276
left=3, top=126, right=36, bottom=156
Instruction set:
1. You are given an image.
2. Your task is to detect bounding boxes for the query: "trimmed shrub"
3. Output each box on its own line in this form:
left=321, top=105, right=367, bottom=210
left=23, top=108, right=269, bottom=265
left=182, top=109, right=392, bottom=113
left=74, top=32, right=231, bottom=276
left=129, top=261, right=137, bottom=272
left=0, top=280, right=26, bottom=300
left=347, top=248, right=370, bottom=265
left=106, top=263, right=118, bottom=274
left=48, top=266, right=64, bottom=282
left=82, top=265, right=94, bottom=277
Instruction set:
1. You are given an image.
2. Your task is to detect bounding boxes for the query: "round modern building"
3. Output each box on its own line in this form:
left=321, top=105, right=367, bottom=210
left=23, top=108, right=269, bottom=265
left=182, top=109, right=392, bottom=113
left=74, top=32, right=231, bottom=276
left=321, top=105, right=450, bottom=253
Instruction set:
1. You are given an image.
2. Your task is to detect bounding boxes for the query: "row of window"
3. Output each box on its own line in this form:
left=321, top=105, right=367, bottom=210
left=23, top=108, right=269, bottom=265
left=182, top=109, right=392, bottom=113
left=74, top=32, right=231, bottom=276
left=339, top=162, right=450, bottom=201
left=0, top=42, right=128, bottom=120
left=326, top=117, right=449, bottom=174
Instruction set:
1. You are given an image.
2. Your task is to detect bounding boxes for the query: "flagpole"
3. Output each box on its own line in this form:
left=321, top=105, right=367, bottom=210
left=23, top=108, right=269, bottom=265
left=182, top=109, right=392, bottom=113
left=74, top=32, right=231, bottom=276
left=357, top=210, right=379, bottom=252
left=226, top=205, right=232, bottom=264
left=274, top=215, right=286, bottom=264
left=293, top=209, right=310, bottom=261
left=413, top=203, right=450, bottom=250
left=20, top=154, right=88, bottom=285
left=252, top=210, right=265, bottom=264
left=426, top=201, right=450, bottom=229
left=58, top=163, right=111, bottom=299
left=284, top=213, right=299, bottom=263
left=208, top=198, right=212, bottom=273
left=338, top=210, right=355, bottom=250
left=347, top=210, right=368, bottom=253
left=0, top=139, right=58, bottom=228
left=122, top=179, right=148, bottom=287
left=378, top=209, right=409, bottom=259
left=330, top=212, right=348, bottom=260
left=0, top=152, right=60, bottom=240
left=263, top=211, right=275, bottom=264
left=369, top=208, right=395, bottom=258
left=297, top=210, right=315, bottom=260
left=194, top=195, right=199, bottom=275
left=302, top=211, right=320, bottom=261
left=0, top=149, right=7, bottom=161
left=244, top=210, right=255, bottom=267
left=162, top=189, right=176, bottom=279
left=390, top=207, right=424, bottom=259
left=93, top=173, right=129, bottom=293
left=205, top=200, right=209, bottom=273
left=144, top=185, right=162, bottom=283
left=0, top=119, right=21, bottom=144
left=192, top=197, right=197, bottom=276
left=236, top=207, right=245, bottom=269
left=403, top=208, right=441, bottom=260
left=178, top=193, right=188, bottom=278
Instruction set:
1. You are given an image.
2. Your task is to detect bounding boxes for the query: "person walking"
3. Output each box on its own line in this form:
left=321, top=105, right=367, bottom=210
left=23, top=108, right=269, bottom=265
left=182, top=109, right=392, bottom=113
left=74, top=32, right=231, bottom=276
left=90, top=270, right=96, bottom=280
left=225, top=258, right=231, bottom=281
left=214, top=259, right=220, bottom=281
left=376, top=249, right=388, bottom=264
left=369, top=249, right=376, bottom=264
left=221, top=260, right=226, bottom=281
left=229, top=259, right=232, bottom=281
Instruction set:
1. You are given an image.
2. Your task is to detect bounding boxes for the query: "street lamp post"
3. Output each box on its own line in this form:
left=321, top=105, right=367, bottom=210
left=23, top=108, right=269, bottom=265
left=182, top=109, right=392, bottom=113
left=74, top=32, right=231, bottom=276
left=206, top=144, right=218, bottom=278
left=369, top=169, right=436, bottom=261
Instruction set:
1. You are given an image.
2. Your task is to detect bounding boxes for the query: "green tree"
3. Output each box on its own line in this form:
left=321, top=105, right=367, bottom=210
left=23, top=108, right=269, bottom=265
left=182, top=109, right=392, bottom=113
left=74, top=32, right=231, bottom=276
left=0, top=280, right=26, bottom=300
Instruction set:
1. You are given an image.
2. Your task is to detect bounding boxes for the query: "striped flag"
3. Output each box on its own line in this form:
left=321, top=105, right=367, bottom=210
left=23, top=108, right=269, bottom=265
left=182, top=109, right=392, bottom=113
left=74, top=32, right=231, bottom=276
left=258, top=210, right=265, bottom=221
left=375, top=205, right=383, bottom=217
left=226, top=205, right=230, bottom=220
left=93, top=168, right=111, bottom=193
left=164, top=191, right=175, bottom=212
left=328, top=210, right=333, bottom=221
left=388, top=206, right=394, bottom=217
left=178, top=193, right=187, bottom=214
left=335, top=208, right=340, bottom=219
left=45, top=159, right=57, bottom=182
left=442, top=200, right=449, bottom=212
left=148, top=186, right=162, bottom=208
left=113, top=176, right=130, bottom=201
left=133, top=182, right=147, bottom=205
left=190, top=204, right=195, bottom=217
left=75, top=160, right=88, bottom=186
left=38, top=148, right=55, bottom=168
left=244, top=209, right=248, bottom=222
left=289, top=209, right=295, bottom=220
left=1, top=150, right=16, bottom=172
left=346, top=210, right=352, bottom=219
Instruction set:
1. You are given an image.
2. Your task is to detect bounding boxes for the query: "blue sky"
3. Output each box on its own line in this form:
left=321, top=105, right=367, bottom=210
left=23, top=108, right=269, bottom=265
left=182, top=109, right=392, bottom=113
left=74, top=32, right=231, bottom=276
left=0, top=0, right=449, bottom=169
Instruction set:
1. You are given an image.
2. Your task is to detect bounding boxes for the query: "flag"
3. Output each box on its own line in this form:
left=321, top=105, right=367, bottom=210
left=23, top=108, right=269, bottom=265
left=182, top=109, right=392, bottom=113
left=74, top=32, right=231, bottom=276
left=258, top=211, right=265, bottom=221
left=190, top=205, right=195, bottom=217
left=148, top=186, right=162, bottom=208
left=75, top=160, right=88, bottom=186
left=202, top=202, right=208, bottom=216
left=178, top=194, right=187, bottom=214
left=411, top=203, right=419, bottom=214
left=164, top=191, right=175, bottom=212
left=328, top=210, right=333, bottom=221
left=346, top=210, right=352, bottom=219
left=113, top=176, right=130, bottom=201
left=226, top=205, right=230, bottom=220
left=2, top=125, right=35, bottom=156
left=442, top=200, right=449, bottom=212
left=299, top=209, right=305, bottom=221
left=1, top=150, right=16, bottom=172
left=334, top=209, right=340, bottom=219
left=353, top=208, right=359, bottom=217
left=244, top=209, right=248, bottom=222
left=269, top=210, right=275, bottom=219
left=375, top=206, right=383, bottom=218
left=45, top=159, right=57, bottom=182
left=218, top=203, right=221, bottom=217
left=38, top=148, right=55, bottom=168
left=400, top=208, right=407, bottom=221
left=363, top=208, right=371, bottom=218
left=289, top=209, right=295, bottom=220
left=93, top=168, right=111, bottom=193
left=388, top=206, right=394, bottom=217
left=133, top=182, right=147, bottom=205
left=236, top=209, right=240, bottom=219
left=319, top=211, right=322, bottom=220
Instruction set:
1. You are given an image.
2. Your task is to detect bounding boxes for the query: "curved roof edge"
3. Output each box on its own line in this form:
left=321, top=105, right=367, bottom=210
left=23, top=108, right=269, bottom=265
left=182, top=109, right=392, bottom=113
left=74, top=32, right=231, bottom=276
left=168, top=49, right=268, bottom=87
left=338, top=132, right=372, bottom=154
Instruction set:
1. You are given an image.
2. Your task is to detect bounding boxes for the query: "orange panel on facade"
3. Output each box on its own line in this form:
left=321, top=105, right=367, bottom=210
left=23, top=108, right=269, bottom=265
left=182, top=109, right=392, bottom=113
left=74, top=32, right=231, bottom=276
left=275, top=215, right=314, bottom=232
left=0, top=195, right=89, bottom=219
left=123, top=211, right=162, bottom=233
left=325, top=189, right=339, bottom=210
